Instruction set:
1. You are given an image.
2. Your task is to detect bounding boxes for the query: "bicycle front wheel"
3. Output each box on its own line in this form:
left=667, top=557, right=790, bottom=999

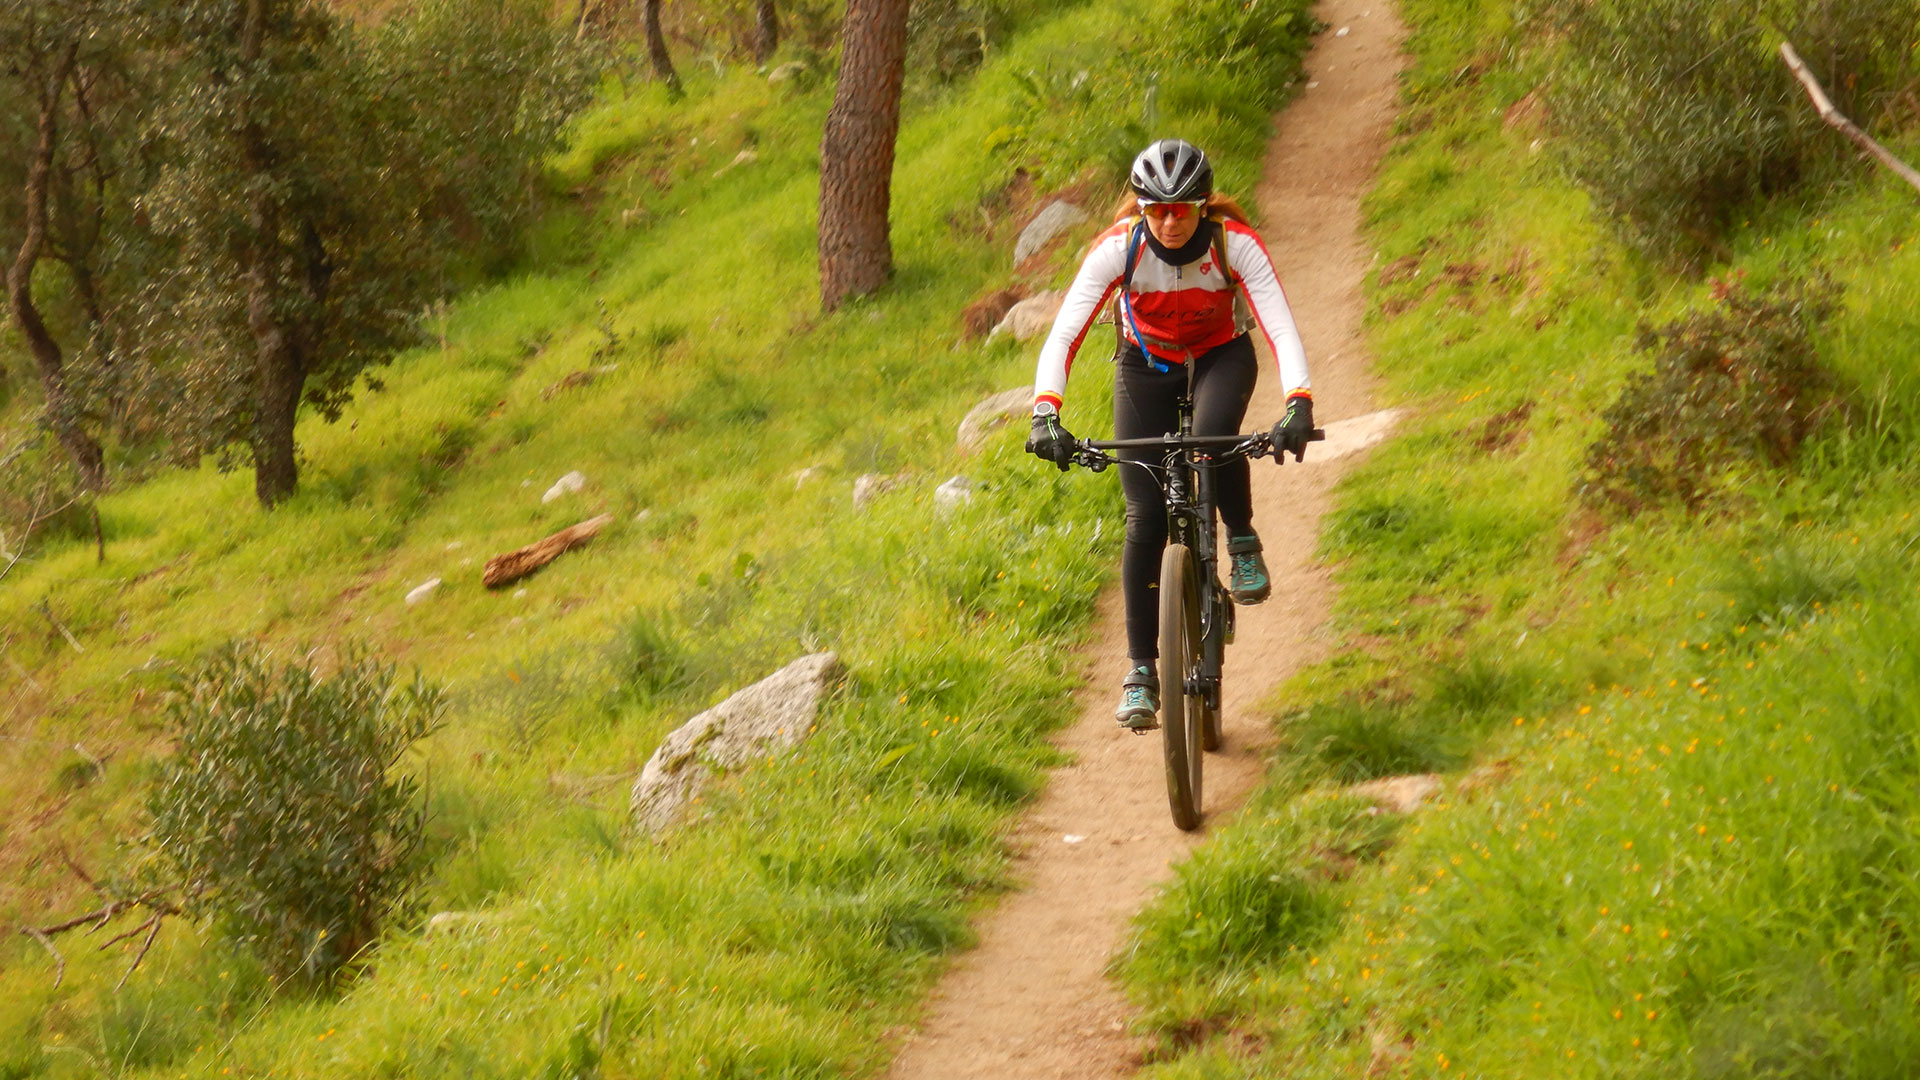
left=1159, top=543, right=1205, bottom=831
left=1201, top=581, right=1227, bottom=752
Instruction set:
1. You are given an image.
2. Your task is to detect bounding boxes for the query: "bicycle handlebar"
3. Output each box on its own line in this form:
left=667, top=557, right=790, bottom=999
left=1068, top=429, right=1326, bottom=472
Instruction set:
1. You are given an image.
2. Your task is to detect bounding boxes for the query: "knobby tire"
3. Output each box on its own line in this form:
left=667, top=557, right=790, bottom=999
left=1159, top=544, right=1205, bottom=831
left=1201, top=582, right=1226, bottom=752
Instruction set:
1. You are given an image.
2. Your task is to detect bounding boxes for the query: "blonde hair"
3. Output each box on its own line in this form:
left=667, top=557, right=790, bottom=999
left=1107, top=190, right=1252, bottom=225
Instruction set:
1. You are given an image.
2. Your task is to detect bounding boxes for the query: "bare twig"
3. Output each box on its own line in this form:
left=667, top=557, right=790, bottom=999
left=1781, top=42, right=1920, bottom=196
left=116, top=914, right=165, bottom=991
left=23, top=928, right=67, bottom=989
left=57, top=844, right=104, bottom=894
left=37, top=600, right=85, bottom=653
left=0, top=492, right=84, bottom=584
left=96, top=913, right=158, bottom=951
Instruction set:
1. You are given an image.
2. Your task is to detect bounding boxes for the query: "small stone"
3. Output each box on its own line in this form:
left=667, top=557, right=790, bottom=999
left=513, top=588, right=528, bottom=599
left=445, top=541, right=464, bottom=552
left=934, top=475, right=973, bottom=513
left=405, top=578, right=443, bottom=606
left=1063, top=834, right=1086, bottom=845
left=425, top=911, right=495, bottom=936
left=767, top=60, right=807, bottom=84
left=713, top=148, right=758, bottom=179
left=1347, top=774, right=1442, bottom=814
left=852, top=473, right=901, bottom=509
left=541, top=470, right=586, bottom=503
left=1335, top=25, right=1350, bottom=36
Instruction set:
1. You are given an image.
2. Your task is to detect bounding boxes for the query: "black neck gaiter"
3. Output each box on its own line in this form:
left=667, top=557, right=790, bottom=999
left=1142, top=220, right=1216, bottom=266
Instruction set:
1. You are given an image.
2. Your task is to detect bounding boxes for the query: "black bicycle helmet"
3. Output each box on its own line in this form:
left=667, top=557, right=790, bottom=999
left=1128, top=139, right=1213, bottom=202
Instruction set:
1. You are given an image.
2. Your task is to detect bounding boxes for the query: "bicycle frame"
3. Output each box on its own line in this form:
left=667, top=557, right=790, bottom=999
left=1064, top=377, right=1323, bottom=828
left=1076, top=363, right=1254, bottom=714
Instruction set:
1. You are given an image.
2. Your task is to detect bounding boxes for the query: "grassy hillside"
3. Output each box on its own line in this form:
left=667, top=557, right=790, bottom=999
left=0, top=0, right=1317, bottom=1076
left=1117, top=1, right=1920, bottom=1076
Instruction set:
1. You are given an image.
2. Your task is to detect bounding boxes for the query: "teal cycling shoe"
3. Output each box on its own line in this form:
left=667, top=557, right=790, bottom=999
left=1227, top=535, right=1271, bottom=605
left=1115, top=665, right=1160, bottom=732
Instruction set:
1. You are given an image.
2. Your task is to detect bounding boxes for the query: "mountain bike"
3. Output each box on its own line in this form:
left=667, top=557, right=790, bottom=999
left=1067, top=400, right=1323, bottom=831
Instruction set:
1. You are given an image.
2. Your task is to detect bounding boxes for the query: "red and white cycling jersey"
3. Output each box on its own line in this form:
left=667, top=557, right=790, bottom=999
left=1031, top=217, right=1310, bottom=412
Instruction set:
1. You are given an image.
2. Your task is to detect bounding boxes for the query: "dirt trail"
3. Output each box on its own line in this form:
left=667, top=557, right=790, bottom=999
left=884, top=4, right=1408, bottom=1076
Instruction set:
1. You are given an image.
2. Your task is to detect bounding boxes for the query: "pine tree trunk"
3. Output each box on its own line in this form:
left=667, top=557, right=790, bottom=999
left=643, top=0, right=682, bottom=99
left=817, top=0, right=911, bottom=312
left=754, top=0, right=778, bottom=64
left=7, top=44, right=106, bottom=491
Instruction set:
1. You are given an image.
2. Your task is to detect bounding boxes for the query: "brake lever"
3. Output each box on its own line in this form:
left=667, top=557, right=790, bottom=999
left=1268, top=428, right=1329, bottom=466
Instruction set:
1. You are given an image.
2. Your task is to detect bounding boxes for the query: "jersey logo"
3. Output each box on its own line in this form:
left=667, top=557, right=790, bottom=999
left=1198, top=259, right=1215, bottom=276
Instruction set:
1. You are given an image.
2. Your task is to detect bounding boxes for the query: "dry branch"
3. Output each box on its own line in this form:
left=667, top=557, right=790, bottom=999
left=1781, top=41, right=1920, bottom=196
left=21, top=889, right=181, bottom=990
left=483, top=513, right=614, bottom=588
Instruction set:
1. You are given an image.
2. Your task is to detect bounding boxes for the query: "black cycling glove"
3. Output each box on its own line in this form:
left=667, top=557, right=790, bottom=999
left=1271, top=394, right=1314, bottom=462
left=1025, top=409, right=1075, bottom=472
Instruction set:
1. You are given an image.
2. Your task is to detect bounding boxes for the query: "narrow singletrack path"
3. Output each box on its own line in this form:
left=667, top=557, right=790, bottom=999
left=885, top=4, right=1408, bottom=1075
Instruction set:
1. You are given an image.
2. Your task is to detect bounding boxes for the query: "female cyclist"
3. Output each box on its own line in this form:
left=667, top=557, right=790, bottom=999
left=1024, top=138, right=1315, bottom=731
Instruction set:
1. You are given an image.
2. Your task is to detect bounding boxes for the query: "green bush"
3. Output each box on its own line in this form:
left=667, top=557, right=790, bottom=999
left=1534, top=0, right=1920, bottom=267
left=145, top=644, right=445, bottom=986
left=1582, top=275, right=1845, bottom=511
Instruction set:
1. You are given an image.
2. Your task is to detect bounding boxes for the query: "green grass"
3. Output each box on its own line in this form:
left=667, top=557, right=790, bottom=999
left=0, top=0, right=1319, bottom=1075
left=1114, top=0, right=1920, bottom=1075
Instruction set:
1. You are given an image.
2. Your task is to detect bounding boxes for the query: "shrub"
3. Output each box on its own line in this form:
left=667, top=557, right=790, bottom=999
left=145, top=644, right=445, bottom=986
left=1581, top=275, right=1844, bottom=512
left=1533, top=0, right=1920, bottom=267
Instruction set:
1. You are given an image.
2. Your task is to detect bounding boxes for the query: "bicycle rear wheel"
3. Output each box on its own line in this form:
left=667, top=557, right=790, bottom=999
left=1159, top=544, right=1205, bottom=831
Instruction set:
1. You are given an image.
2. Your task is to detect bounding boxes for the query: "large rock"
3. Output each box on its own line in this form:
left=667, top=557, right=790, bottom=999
left=630, top=652, right=843, bottom=833
left=988, top=290, right=1064, bottom=342
left=1014, top=200, right=1090, bottom=265
left=956, top=386, right=1034, bottom=452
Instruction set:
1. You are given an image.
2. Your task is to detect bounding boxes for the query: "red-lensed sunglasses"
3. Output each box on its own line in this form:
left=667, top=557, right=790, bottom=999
left=1138, top=199, right=1204, bottom=221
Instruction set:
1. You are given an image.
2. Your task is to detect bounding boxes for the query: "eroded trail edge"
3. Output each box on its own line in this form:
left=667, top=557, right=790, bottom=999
left=885, top=5, right=1408, bottom=1075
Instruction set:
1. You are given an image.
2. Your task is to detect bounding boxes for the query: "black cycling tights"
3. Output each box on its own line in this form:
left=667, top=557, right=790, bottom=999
left=1113, top=333, right=1258, bottom=662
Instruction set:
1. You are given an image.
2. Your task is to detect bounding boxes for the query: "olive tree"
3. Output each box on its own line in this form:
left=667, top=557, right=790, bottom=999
left=0, top=0, right=126, bottom=489
left=146, top=644, right=445, bottom=985
left=135, top=0, right=588, bottom=506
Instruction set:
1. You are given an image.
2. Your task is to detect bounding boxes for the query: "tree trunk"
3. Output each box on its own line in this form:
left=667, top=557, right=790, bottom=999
left=238, top=0, right=303, bottom=507
left=7, top=44, right=106, bottom=491
left=52, top=79, right=118, bottom=421
left=817, top=0, right=910, bottom=312
left=643, top=0, right=682, bottom=99
left=754, top=0, right=778, bottom=64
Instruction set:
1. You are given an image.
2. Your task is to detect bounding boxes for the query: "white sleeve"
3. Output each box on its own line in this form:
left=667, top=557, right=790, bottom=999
left=1225, top=227, right=1311, bottom=396
left=1031, top=229, right=1129, bottom=413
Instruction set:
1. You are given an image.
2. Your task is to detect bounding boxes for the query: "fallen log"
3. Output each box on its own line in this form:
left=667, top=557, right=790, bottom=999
left=1781, top=41, right=1920, bottom=197
left=483, top=514, right=614, bottom=589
